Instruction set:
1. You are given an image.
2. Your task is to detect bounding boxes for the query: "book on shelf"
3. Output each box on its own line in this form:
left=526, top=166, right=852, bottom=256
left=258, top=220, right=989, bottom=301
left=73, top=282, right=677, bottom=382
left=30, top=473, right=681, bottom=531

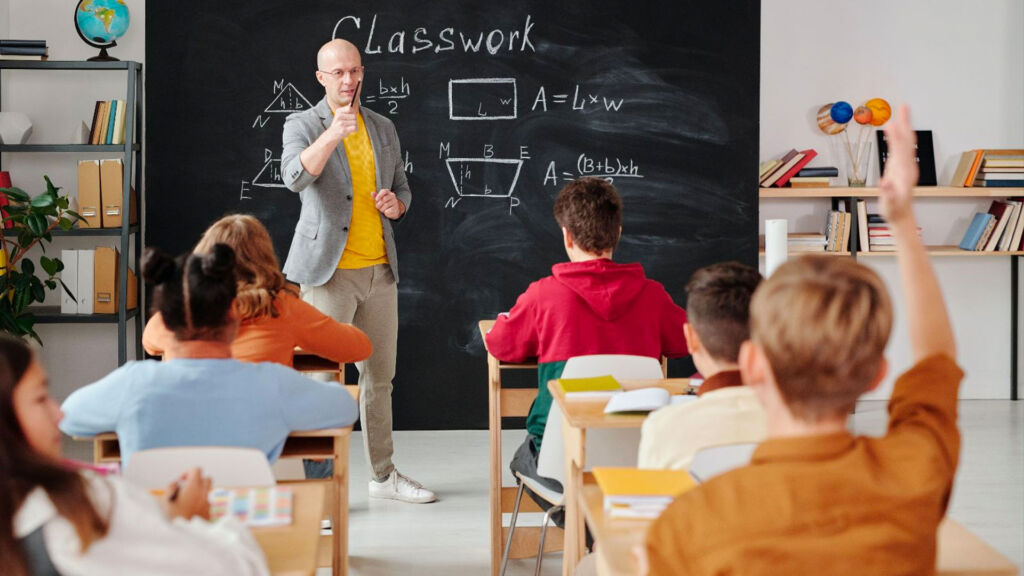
left=111, top=100, right=127, bottom=145
left=984, top=200, right=1014, bottom=252
left=761, top=149, right=801, bottom=187
left=975, top=216, right=997, bottom=251
left=772, top=149, right=818, bottom=188
left=978, top=173, right=1024, bottom=181
left=796, top=166, right=839, bottom=178
left=0, top=54, right=48, bottom=61
left=0, top=46, right=48, bottom=56
left=950, top=151, right=977, bottom=187
left=759, top=149, right=798, bottom=186
left=788, top=176, right=830, bottom=188
left=968, top=150, right=1024, bottom=187
left=788, top=232, right=827, bottom=253
left=857, top=200, right=869, bottom=253
left=759, top=159, right=780, bottom=180
left=104, top=100, right=118, bottom=144
left=983, top=159, right=1024, bottom=169
left=878, top=130, right=936, bottom=186
left=0, top=40, right=47, bottom=47
left=592, top=467, right=697, bottom=519
left=977, top=180, right=1024, bottom=188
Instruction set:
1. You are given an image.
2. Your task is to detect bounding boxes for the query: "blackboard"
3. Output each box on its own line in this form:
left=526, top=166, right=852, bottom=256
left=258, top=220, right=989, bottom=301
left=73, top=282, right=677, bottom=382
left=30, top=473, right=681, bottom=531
left=146, top=1, right=760, bottom=430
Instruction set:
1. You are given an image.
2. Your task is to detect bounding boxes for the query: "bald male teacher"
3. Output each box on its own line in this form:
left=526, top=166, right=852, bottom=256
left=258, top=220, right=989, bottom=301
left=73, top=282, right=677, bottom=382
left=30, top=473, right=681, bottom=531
left=281, top=39, right=436, bottom=503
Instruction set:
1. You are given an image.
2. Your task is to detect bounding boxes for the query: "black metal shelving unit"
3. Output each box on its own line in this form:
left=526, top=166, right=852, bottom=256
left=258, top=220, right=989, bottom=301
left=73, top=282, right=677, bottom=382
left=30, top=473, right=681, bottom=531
left=0, top=60, right=143, bottom=365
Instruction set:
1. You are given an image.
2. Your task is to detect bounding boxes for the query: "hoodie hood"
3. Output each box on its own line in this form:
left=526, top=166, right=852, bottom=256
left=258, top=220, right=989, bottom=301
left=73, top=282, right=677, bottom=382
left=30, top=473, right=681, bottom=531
left=551, top=259, right=648, bottom=321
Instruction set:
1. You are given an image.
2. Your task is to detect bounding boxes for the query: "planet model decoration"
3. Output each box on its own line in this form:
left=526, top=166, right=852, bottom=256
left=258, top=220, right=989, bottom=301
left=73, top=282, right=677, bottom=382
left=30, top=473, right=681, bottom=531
left=816, top=97, right=892, bottom=186
left=853, top=106, right=873, bottom=125
left=829, top=101, right=854, bottom=124
left=816, top=103, right=846, bottom=135
left=864, top=98, right=892, bottom=126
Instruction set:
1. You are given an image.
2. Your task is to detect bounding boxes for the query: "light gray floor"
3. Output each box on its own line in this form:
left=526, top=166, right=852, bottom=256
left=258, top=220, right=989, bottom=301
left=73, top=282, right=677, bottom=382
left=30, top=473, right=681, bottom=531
left=317, top=400, right=1023, bottom=576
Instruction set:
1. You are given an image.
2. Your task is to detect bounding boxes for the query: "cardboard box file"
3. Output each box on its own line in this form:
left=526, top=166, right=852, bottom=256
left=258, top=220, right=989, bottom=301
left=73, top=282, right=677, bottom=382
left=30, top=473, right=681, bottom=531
left=93, top=246, right=138, bottom=314
left=76, top=160, right=101, bottom=228
left=99, top=158, right=137, bottom=228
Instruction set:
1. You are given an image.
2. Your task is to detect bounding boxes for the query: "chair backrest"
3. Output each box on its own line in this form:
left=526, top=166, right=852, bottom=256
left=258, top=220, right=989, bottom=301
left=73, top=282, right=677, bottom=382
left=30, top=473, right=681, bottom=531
left=562, top=354, right=665, bottom=380
left=123, top=446, right=275, bottom=489
left=688, top=442, right=758, bottom=483
left=535, top=354, right=664, bottom=484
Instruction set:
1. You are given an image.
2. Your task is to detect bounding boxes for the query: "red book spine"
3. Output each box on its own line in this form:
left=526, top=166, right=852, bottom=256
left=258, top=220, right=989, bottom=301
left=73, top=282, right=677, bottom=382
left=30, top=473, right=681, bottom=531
left=775, top=149, right=819, bottom=187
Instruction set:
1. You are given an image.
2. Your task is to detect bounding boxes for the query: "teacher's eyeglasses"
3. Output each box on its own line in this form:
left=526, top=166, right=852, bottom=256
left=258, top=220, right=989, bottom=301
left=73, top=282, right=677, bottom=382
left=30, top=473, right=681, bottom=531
left=319, top=66, right=365, bottom=80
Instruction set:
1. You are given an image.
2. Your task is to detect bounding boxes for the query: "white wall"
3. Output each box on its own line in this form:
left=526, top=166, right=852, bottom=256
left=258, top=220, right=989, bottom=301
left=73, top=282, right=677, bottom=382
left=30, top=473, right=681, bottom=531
left=761, top=0, right=1024, bottom=399
left=2, top=0, right=145, bottom=403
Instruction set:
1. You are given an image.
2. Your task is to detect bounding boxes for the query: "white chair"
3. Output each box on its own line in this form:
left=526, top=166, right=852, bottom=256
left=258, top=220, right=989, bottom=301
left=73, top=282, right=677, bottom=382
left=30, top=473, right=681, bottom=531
left=687, top=442, right=758, bottom=483
left=123, top=446, right=275, bottom=490
left=501, top=354, right=664, bottom=576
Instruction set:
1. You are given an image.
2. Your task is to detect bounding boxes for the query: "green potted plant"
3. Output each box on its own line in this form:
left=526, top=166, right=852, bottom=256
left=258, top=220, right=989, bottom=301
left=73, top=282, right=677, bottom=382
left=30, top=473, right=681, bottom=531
left=0, top=176, right=84, bottom=343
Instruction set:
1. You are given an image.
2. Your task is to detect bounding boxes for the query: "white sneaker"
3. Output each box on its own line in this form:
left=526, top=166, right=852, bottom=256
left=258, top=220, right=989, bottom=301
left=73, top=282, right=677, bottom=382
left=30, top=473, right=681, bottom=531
left=368, top=470, right=438, bottom=503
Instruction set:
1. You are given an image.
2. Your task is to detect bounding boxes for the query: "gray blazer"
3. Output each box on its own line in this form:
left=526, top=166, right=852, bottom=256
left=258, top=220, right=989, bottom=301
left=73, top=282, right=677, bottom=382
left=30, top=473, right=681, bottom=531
left=280, top=97, right=411, bottom=287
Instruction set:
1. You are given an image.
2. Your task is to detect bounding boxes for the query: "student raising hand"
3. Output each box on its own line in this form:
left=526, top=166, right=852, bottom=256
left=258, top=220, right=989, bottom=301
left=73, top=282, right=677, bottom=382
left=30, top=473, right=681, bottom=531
left=878, top=105, right=919, bottom=227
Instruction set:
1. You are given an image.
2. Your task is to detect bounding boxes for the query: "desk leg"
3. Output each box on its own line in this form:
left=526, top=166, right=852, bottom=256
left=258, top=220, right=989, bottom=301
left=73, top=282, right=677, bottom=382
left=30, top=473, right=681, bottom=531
left=333, top=434, right=350, bottom=576
left=562, top=419, right=586, bottom=576
left=488, top=354, right=502, bottom=576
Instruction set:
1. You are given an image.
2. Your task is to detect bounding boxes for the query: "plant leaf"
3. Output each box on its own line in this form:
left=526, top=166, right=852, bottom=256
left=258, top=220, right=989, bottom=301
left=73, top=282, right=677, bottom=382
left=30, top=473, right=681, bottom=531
left=20, top=259, right=34, bottom=275
left=0, top=187, right=30, bottom=202
left=30, top=194, right=55, bottom=209
left=59, top=217, right=73, bottom=231
left=31, top=282, right=45, bottom=303
left=26, top=214, right=46, bottom=236
left=40, top=256, right=58, bottom=276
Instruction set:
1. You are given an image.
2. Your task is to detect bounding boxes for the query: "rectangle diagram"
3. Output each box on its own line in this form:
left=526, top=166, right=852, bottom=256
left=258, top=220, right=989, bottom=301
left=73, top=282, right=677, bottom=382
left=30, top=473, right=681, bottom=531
left=445, top=158, right=523, bottom=198
left=448, top=78, right=517, bottom=120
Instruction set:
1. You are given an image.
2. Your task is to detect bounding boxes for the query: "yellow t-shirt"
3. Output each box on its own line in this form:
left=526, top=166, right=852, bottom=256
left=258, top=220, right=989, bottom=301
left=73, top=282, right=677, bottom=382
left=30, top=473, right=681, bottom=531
left=338, top=113, right=388, bottom=269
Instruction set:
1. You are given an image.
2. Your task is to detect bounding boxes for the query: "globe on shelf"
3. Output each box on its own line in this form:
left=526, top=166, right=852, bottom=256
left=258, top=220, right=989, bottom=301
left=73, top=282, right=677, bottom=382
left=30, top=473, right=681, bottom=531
left=74, top=0, right=130, bottom=62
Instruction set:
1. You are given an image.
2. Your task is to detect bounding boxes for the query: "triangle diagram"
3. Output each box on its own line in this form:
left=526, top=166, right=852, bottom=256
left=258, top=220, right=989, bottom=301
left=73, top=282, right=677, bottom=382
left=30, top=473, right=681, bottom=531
left=265, top=83, right=314, bottom=114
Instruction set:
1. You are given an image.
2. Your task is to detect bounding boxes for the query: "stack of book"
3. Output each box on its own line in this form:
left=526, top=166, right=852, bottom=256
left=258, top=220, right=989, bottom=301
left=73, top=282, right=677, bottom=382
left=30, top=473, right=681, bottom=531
left=0, top=39, right=48, bottom=61
left=788, top=233, right=827, bottom=252
left=592, top=467, right=696, bottom=519
left=788, top=166, right=839, bottom=188
left=759, top=148, right=818, bottom=188
left=825, top=209, right=852, bottom=252
left=958, top=199, right=1024, bottom=252
left=88, top=100, right=128, bottom=145
left=867, top=214, right=922, bottom=252
left=950, top=149, right=1024, bottom=187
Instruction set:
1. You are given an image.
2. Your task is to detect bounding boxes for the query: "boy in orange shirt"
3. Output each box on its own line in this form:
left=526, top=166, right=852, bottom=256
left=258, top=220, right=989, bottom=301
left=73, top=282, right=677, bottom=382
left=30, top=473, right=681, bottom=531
left=644, top=106, right=961, bottom=575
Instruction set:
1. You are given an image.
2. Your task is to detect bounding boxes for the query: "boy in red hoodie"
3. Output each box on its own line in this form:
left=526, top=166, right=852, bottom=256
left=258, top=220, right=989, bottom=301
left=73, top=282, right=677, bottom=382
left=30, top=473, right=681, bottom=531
left=485, top=177, right=689, bottom=508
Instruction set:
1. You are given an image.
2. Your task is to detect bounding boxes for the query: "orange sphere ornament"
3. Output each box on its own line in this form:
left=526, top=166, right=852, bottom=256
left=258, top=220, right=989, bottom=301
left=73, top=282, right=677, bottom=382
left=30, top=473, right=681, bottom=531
left=865, top=98, right=891, bottom=126
left=853, top=105, right=873, bottom=125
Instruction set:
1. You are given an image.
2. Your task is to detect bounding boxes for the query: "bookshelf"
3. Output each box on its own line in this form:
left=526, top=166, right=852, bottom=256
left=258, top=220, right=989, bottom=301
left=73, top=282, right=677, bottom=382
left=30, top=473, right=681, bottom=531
left=760, top=185, right=1023, bottom=400
left=0, top=60, right=143, bottom=365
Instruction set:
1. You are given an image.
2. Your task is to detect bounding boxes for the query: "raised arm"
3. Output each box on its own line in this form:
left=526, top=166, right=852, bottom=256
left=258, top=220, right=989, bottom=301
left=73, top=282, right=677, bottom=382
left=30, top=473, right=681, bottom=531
left=878, top=105, right=956, bottom=362
left=281, top=105, right=357, bottom=193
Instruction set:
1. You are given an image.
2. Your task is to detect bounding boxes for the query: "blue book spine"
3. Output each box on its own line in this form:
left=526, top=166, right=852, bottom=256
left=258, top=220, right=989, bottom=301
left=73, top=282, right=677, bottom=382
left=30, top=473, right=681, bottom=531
left=980, top=180, right=1024, bottom=187
left=105, top=100, right=117, bottom=144
left=959, top=213, right=992, bottom=251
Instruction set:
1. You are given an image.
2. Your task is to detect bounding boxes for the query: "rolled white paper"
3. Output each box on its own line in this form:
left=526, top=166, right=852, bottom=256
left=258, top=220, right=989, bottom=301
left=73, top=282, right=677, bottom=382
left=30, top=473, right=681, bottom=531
left=765, top=219, right=788, bottom=277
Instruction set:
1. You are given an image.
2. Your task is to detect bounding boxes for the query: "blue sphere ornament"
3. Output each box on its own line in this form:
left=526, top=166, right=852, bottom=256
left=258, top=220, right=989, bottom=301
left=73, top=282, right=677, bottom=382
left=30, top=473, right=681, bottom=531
left=74, top=0, right=131, bottom=62
left=830, top=101, right=854, bottom=124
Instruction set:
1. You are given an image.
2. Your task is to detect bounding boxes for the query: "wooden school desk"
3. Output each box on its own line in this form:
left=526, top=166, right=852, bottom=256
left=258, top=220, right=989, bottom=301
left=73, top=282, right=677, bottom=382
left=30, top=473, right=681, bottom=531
left=80, top=427, right=353, bottom=576
left=250, top=482, right=326, bottom=576
left=549, top=378, right=696, bottom=576
left=580, top=482, right=1019, bottom=576
left=479, top=319, right=558, bottom=576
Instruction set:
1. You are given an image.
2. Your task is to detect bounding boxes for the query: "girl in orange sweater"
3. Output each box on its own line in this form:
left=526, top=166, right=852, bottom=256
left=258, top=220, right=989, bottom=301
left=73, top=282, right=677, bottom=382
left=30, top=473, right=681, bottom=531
left=143, top=214, right=371, bottom=367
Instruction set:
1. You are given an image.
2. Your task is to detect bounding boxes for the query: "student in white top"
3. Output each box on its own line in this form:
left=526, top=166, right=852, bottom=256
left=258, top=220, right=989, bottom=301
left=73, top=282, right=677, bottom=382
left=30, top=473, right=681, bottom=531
left=638, top=262, right=767, bottom=470
left=0, top=335, right=269, bottom=576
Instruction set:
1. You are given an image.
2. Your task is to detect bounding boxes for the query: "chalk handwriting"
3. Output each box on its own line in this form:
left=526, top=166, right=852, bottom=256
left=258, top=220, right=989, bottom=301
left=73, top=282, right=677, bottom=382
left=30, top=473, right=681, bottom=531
left=333, top=14, right=536, bottom=56
left=544, top=154, right=644, bottom=185
left=532, top=85, right=624, bottom=113
left=449, top=78, right=517, bottom=121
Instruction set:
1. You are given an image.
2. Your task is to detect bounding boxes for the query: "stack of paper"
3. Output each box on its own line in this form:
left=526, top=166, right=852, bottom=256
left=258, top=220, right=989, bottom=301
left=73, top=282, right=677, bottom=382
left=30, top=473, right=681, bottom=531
left=593, top=467, right=696, bottom=519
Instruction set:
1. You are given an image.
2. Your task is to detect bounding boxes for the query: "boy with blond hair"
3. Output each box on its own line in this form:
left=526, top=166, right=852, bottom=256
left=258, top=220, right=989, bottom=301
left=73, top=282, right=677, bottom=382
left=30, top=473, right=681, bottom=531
left=644, top=106, right=961, bottom=575
left=638, top=261, right=765, bottom=470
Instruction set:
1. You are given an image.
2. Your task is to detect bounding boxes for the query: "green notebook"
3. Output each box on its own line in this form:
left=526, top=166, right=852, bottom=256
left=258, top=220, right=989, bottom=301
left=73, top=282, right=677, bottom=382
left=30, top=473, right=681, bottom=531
left=559, top=375, right=622, bottom=394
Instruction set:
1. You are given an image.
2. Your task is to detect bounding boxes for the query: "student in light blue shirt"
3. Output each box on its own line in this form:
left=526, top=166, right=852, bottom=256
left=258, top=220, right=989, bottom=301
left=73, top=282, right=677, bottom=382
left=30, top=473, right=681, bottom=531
left=60, top=243, right=358, bottom=465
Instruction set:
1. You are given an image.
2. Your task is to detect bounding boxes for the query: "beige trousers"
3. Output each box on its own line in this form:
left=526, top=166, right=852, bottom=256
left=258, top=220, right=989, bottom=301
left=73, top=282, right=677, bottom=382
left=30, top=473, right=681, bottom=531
left=302, top=264, right=397, bottom=481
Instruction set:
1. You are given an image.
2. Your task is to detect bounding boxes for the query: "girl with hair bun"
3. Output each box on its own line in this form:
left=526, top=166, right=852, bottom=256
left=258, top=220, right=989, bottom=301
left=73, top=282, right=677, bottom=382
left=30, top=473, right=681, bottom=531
left=59, top=244, right=358, bottom=465
left=0, top=334, right=269, bottom=576
left=143, top=214, right=372, bottom=367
